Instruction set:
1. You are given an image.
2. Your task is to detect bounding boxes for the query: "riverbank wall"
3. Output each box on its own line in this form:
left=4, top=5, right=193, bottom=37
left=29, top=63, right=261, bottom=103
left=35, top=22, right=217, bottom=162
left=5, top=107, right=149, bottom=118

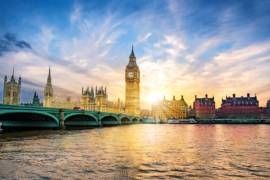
left=196, top=119, right=270, bottom=124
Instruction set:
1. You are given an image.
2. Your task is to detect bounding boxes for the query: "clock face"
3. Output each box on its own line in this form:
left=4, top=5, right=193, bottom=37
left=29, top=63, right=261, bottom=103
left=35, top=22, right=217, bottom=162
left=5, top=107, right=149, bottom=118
left=137, top=73, right=139, bottom=78
left=128, top=72, right=134, bottom=78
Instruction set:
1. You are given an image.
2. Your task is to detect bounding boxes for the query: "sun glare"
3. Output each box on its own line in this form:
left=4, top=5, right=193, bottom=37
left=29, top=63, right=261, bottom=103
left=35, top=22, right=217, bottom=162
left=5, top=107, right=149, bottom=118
left=147, top=92, right=162, bottom=104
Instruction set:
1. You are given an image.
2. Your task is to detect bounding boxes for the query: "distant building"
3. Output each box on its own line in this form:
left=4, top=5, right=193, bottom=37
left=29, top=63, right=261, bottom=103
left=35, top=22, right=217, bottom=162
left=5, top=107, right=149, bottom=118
left=22, top=92, right=43, bottom=107
left=220, top=93, right=259, bottom=119
left=188, top=105, right=195, bottom=118
left=140, top=109, right=151, bottom=118
left=215, top=107, right=221, bottom=118
left=32, top=92, right=42, bottom=106
left=267, top=98, right=270, bottom=109
left=3, top=68, right=21, bottom=105
left=194, top=94, right=215, bottom=119
left=152, top=95, right=188, bottom=120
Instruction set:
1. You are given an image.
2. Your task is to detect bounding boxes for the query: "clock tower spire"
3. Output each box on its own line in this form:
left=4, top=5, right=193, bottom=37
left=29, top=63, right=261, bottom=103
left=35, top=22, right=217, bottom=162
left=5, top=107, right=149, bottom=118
left=125, top=45, right=140, bottom=117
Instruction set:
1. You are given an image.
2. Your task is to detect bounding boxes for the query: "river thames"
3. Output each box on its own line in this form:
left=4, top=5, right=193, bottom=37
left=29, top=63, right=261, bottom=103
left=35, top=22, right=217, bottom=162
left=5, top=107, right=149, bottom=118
left=0, top=124, right=270, bottom=179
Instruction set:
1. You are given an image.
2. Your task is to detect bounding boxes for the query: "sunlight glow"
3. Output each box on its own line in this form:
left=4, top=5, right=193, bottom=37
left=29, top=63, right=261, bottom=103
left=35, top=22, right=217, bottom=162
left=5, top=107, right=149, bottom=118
left=147, top=92, right=163, bottom=104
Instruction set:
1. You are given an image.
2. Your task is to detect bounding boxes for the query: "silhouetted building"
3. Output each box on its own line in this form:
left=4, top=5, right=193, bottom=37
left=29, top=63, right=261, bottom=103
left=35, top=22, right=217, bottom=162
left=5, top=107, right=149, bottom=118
left=188, top=105, right=195, bottom=118
left=23, top=92, right=43, bottom=107
left=32, top=92, right=42, bottom=106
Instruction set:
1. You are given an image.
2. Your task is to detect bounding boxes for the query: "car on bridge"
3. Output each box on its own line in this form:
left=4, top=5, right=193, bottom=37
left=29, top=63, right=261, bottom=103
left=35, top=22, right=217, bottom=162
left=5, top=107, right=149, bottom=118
left=73, top=106, right=84, bottom=110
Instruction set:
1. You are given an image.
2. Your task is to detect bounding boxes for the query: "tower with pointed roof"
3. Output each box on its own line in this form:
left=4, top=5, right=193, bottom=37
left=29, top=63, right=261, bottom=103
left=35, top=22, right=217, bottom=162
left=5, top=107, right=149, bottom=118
left=43, top=67, right=54, bottom=107
left=3, top=67, right=21, bottom=105
left=125, top=45, right=140, bottom=116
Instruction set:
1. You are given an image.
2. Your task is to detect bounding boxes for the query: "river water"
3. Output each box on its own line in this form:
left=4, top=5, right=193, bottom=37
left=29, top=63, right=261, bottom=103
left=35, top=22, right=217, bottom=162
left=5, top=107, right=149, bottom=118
left=0, top=124, right=270, bottom=179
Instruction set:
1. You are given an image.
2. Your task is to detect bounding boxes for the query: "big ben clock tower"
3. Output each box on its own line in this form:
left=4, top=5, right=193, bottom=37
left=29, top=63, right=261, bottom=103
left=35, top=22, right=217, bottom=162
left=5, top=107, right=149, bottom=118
left=125, top=45, right=140, bottom=116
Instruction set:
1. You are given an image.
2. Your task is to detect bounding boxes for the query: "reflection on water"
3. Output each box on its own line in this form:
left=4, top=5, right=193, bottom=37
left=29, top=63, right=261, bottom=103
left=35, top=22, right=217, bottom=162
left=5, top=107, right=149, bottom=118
left=0, top=124, right=270, bottom=179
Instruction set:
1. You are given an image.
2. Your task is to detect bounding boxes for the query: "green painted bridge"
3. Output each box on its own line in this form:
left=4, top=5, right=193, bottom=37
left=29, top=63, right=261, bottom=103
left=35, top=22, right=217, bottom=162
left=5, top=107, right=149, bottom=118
left=0, top=104, right=156, bottom=129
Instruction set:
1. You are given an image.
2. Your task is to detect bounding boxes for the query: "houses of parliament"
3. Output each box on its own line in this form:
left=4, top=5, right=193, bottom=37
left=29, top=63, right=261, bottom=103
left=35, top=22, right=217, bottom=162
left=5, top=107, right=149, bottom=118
left=2, top=46, right=189, bottom=119
left=42, top=46, right=140, bottom=116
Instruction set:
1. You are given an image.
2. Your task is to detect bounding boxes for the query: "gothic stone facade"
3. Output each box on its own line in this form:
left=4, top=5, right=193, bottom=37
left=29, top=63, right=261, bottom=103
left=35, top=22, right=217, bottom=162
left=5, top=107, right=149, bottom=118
left=220, top=94, right=259, bottom=119
left=3, top=70, right=21, bottom=105
left=43, top=67, right=81, bottom=109
left=194, top=94, right=215, bottom=119
left=43, top=67, right=54, bottom=108
left=152, top=95, right=188, bottom=120
left=81, top=86, right=123, bottom=113
left=125, top=46, right=140, bottom=116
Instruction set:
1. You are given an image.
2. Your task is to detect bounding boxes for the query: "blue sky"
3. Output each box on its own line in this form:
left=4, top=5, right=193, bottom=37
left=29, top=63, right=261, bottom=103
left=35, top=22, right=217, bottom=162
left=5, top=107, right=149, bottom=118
left=0, top=0, right=270, bottom=109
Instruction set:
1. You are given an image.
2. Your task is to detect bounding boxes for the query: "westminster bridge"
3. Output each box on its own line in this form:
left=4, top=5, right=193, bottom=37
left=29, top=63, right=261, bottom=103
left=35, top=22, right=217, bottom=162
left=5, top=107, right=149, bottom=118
left=0, top=104, right=156, bottom=129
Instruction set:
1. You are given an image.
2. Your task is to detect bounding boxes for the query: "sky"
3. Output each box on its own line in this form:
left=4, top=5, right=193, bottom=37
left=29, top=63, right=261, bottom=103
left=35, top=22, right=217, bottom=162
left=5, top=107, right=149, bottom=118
left=0, top=0, right=270, bottom=110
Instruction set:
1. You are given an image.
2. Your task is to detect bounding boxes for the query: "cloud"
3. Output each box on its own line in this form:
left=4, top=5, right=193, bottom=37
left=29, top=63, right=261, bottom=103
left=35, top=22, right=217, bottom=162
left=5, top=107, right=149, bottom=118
left=1, top=0, right=270, bottom=109
left=5, top=33, right=17, bottom=42
left=0, top=33, right=32, bottom=56
left=70, top=3, right=81, bottom=23
left=137, top=33, right=152, bottom=43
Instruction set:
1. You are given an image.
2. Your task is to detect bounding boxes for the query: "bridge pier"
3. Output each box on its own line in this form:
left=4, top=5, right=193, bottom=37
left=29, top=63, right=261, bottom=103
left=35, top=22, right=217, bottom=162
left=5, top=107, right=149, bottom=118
left=118, top=114, right=122, bottom=125
left=98, top=111, right=103, bottom=127
left=59, top=108, right=66, bottom=129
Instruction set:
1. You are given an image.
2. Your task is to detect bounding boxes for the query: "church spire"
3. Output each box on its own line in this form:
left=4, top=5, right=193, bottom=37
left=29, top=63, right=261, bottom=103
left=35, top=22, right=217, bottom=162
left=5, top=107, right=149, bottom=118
left=11, top=66, right=15, bottom=81
left=47, top=66, right=51, bottom=84
left=129, top=45, right=136, bottom=59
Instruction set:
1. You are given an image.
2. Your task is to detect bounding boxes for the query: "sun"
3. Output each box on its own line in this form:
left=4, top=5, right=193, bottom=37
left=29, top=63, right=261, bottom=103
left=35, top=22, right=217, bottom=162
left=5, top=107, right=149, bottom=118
left=146, top=92, right=162, bottom=104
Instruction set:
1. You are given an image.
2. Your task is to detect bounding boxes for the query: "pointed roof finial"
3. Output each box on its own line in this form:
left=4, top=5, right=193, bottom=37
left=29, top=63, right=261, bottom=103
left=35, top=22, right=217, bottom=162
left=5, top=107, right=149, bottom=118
left=129, top=45, right=136, bottom=58
left=49, top=66, right=51, bottom=76
left=11, top=65, right=15, bottom=81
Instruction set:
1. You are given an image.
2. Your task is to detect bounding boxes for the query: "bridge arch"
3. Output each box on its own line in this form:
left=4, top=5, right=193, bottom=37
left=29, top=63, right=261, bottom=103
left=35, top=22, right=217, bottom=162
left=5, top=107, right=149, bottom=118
left=132, top=118, right=138, bottom=123
left=121, top=117, right=131, bottom=123
left=100, top=114, right=119, bottom=121
left=0, top=111, right=59, bottom=127
left=139, top=119, right=143, bottom=123
left=64, top=114, right=98, bottom=122
left=101, top=115, right=119, bottom=125
left=64, top=114, right=98, bottom=126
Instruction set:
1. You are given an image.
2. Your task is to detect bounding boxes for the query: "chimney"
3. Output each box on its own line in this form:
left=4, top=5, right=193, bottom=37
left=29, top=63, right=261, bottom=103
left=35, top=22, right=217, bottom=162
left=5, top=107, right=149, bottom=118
left=205, top=94, right=208, bottom=99
left=247, top=93, right=250, bottom=98
left=173, top=95, right=175, bottom=100
left=181, top=95, right=183, bottom=100
left=233, top=94, right=235, bottom=98
left=195, top=95, right=197, bottom=99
